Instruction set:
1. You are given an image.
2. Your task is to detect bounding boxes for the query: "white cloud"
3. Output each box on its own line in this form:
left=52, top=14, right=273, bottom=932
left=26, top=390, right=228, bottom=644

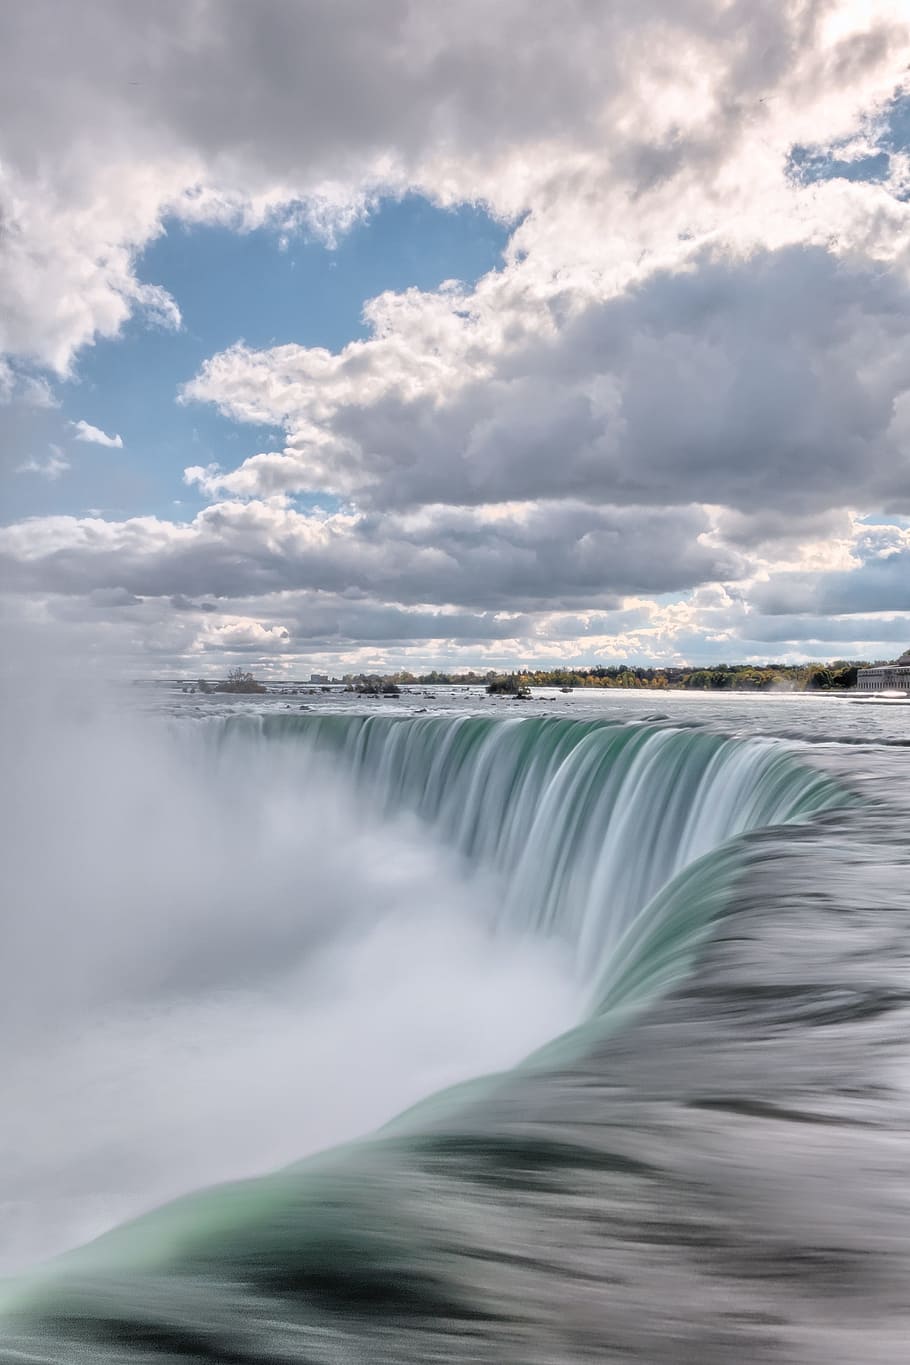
left=1, top=496, right=908, bottom=672
left=0, top=1, right=907, bottom=373
left=0, top=363, right=56, bottom=410
left=16, top=445, right=70, bottom=481
left=70, top=420, right=124, bottom=450
left=2, top=2, right=910, bottom=665
left=0, top=498, right=741, bottom=609
left=183, top=246, right=910, bottom=517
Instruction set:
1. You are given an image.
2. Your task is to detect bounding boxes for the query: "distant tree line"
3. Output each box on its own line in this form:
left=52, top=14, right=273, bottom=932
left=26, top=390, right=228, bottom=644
left=341, top=662, right=865, bottom=692
left=184, top=661, right=866, bottom=696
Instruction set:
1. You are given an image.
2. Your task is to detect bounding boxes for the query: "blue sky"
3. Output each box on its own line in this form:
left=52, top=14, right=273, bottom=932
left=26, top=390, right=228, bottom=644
left=788, top=92, right=910, bottom=187
left=7, top=196, right=509, bottom=523
left=2, top=2, right=910, bottom=674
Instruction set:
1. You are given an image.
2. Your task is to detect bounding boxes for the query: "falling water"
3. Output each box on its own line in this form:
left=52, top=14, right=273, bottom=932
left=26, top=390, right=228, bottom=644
left=3, top=705, right=909, bottom=1365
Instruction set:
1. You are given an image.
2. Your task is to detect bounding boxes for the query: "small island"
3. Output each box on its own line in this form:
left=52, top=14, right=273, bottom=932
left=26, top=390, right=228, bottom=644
left=486, top=677, right=532, bottom=698
left=205, top=668, right=268, bottom=695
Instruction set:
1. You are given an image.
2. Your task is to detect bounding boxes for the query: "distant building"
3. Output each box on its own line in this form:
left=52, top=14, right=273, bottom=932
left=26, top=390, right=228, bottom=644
left=309, top=673, right=330, bottom=684
left=856, top=649, right=910, bottom=692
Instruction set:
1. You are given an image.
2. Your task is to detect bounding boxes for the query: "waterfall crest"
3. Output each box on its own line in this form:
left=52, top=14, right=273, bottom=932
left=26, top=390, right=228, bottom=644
left=217, top=713, right=850, bottom=995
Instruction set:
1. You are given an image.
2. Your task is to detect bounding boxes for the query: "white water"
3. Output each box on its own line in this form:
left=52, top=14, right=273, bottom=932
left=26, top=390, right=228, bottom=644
left=0, top=690, right=850, bottom=1283
left=253, top=712, right=848, bottom=988
left=0, top=696, right=579, bottom=1275
left=5, top=682, right=910, bottom=1365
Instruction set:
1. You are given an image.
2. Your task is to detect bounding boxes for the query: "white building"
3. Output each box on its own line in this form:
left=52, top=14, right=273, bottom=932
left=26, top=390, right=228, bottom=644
left=856, top=649, right=910, bottom=692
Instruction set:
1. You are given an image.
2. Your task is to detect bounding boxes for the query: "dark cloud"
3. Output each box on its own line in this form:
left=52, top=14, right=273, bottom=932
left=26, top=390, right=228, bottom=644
left=214, top=247, right=910, bottom=518
left=88, top=587, right=141, bottom=609
left=0, top=1, right=840, bottom=197
left=169, top=594, right=218, bottom=612
left=708, top=507, right=853, bottom=551
left=2, top=1, right=909, bottom=667
left=0, top=500, right=739, bottom=611
left=737, top=613, right=910, bottom=645
left=283, top=600, right=531, bottom=648
left=753, top=550, right=910, bottom=617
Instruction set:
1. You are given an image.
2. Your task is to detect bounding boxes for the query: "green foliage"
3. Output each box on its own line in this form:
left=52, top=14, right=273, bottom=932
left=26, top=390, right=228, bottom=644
left=340, top=659, right=870, bottom=694
left=486, top=675, right=532, bottom=697
left=354, top=676, right=402, bottom=695
left=216, top=668, right=267, bottom=694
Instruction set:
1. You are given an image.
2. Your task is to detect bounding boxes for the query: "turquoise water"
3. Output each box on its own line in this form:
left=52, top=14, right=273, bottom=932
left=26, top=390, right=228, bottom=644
left=2, top=699, right=908, bottom=1363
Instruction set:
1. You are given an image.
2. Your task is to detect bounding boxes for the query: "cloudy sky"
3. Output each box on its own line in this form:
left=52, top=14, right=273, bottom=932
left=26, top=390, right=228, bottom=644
left=2, top=0, right=910, bottom=676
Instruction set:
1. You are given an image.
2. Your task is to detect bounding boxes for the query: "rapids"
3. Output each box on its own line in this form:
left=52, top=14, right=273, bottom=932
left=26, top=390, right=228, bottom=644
left=2, top=697, right=909, bottom=1364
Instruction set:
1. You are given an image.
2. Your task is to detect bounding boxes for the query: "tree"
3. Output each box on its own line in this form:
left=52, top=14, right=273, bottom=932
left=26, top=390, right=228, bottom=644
left=486, top=675, right=532, bottom=698
left=216, top=667, right=267, bottom=694
left=805, top=668, right=831, bottom=690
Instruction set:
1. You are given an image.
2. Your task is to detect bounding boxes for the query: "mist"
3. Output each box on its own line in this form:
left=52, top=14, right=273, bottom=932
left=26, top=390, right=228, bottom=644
left=0, top=676, right=579, bottom=1275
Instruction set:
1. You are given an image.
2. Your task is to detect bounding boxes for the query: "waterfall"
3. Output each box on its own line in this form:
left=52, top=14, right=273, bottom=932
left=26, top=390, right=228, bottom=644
left=212, top=713, right=849, bottom=995
left=2, top=713, right=862, bottom=1365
